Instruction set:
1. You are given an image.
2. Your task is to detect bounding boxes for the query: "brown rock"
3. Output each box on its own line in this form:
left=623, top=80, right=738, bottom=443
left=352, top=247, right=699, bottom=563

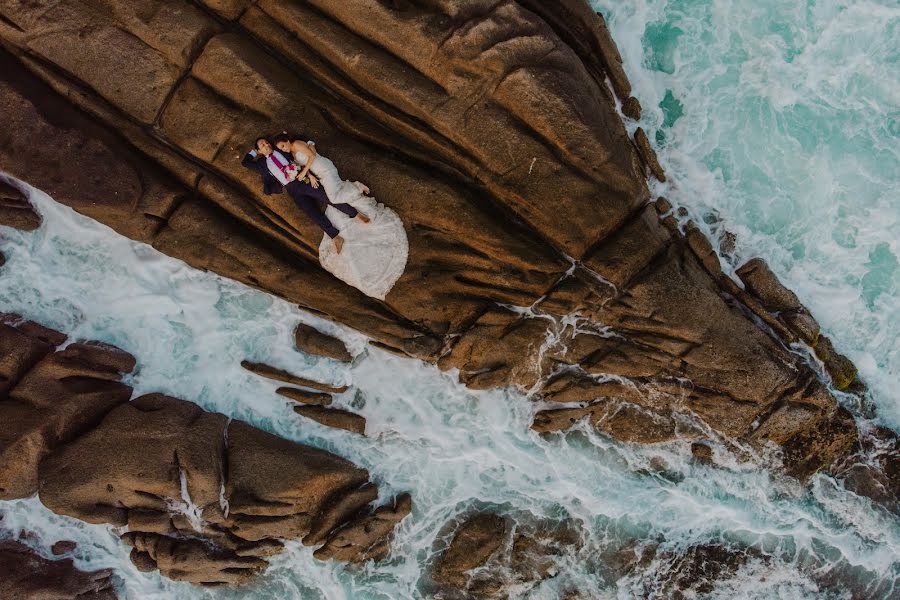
left=0, top=540, right=117, bottom=600
left=241, top=360, right=349, bottom=393
left=634, top=544, right=762, bottom=598
left=735, top=258, right=801, bottom=313
left=782, top=310, right=820, bottom=344
left=293, top=323, right=352, bottom=362
left=293, top=405, right=366, bottom=435
left=0, top=330, right=135, bottom=500
left=433, top=513, right=509, bottom=589
left=314, top=493, right=412, bottom=562
left=621, top=96, right=642, bottom=120
left=0, top=318, right=408, bottom=585
left=831, top=427, right=900, bottom=514
left=814, top=336, right=858, bottom=390
left=0, top=180, right=40, bottom=230
left=691, top=442, right=714, bottom=465
left=50, top=540, right=77, bottom=556
left=634, top=127, right=667, bottom=182
left=276, top=387, right=332, bottom=406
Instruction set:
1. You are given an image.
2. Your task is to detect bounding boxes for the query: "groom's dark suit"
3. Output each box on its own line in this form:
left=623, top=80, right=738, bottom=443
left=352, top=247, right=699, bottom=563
left=241, top=150, right=357, bottom=238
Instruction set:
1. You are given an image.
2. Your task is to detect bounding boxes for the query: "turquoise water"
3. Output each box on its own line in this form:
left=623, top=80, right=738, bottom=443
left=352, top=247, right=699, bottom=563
left=592, top=0, right=899, bottom=430
left=0, top=2, right=898, bottom=597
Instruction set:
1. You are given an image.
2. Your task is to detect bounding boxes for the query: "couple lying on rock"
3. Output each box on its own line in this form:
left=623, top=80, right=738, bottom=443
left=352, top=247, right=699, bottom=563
left=242, top=135, right=408, bottom=300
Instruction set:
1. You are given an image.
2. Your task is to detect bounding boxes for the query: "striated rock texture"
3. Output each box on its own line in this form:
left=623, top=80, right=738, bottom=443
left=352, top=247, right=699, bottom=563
left=0, top=317, right=409, bottom=585
left=0, top=539, right=117, bottom=600
left=0, top=1, right=858, bottom=476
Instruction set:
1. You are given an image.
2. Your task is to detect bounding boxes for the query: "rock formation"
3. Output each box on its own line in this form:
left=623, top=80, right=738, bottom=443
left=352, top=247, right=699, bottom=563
left=431, top=511, right=581, bottom=598
left=0, top=539, right=117, bottom=600
left=0, top=316, right=409, bottom=585
left=0, top=1, right=862, bottom=477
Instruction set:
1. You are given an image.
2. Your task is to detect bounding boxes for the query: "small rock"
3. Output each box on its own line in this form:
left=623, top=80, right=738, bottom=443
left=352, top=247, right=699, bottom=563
left=293, top=323, right=352, bottom=362
left=293, top=405, right=366, bottom=434
left=633, top=128, right=666, bottom=182
left=719, top=231, right=736, bottom=257
left=621, top=96, right=641, bottom=120
left=276, top=387, right=332, bottom=405
left=691, top=442, right=714, bottom=465
left=0, top=251, right=5, bottom=267
left=51, top=540, right=77, bottom=555
left=241, top=360, right=349, bottom=393
left=735, top=258, right=801, bottom=313
left=814, top=336, right=858, bottom=390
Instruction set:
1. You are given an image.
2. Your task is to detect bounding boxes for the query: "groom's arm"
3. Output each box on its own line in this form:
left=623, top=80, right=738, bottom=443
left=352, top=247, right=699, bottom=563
left=241, top=150, right=265, bottom=174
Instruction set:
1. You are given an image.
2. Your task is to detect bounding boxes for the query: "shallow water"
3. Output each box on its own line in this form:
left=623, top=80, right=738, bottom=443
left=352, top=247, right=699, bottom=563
left=1, top=1, right=899, bottom=597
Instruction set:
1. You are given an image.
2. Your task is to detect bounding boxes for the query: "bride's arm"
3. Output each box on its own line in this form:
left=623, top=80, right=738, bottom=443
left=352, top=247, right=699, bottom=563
left=293, top=141, right=318, bottom=180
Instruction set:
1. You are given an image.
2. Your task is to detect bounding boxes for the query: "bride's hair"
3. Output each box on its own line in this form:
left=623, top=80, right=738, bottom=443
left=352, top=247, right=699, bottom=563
left=272, top=133, right=292, bottom=146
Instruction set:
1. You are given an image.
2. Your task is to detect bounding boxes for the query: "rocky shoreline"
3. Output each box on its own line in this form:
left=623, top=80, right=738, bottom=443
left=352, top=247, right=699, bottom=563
left=0, top=0, right=894, bottom=595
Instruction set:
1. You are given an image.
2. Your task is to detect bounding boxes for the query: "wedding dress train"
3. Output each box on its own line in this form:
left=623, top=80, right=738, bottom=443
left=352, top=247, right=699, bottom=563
left=294, top=143, right=409, bottom=300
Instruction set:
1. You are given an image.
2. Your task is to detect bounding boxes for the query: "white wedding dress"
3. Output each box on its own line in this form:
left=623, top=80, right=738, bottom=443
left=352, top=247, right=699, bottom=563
left=293, top=143, right=409, bottom=300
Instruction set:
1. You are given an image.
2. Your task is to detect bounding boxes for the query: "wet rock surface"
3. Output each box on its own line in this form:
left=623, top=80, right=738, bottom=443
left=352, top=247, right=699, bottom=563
left=0, top=1, right=862, bottom=478
left=0, top=539, right=117, bottom=600
left=0, top=180, right=40, bottom=231
left=432, top=511, right=581, bottom=598
left=0, top=318, right=409, bottom=585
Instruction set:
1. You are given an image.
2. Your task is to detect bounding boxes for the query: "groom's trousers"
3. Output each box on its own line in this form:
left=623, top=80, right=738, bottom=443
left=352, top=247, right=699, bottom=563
left=286, top=180, right=358, bottom=238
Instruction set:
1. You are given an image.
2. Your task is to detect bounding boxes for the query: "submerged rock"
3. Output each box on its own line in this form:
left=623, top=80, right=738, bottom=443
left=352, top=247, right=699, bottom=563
left=0, top=320, right=409, bottom=585
left=0, top=539, right=117, bottom=600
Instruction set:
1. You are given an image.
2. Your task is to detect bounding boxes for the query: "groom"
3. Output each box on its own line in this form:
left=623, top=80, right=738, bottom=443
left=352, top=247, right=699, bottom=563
left=241, top=137, right=355, bottom=253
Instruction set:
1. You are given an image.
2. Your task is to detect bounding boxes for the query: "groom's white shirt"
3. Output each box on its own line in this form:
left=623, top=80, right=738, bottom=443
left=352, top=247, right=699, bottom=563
left=264, top=150, right=294, bottom=186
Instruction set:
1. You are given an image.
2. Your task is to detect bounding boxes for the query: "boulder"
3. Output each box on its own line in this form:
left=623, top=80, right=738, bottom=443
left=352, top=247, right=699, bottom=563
left=432, top=513, right=509, bottom=590
left=293, top=405, right=366, bottom=435
left=293, top=323, right=352, bottom=362
left=735, top=258, right=801, bottom=313
left=50, top=540, right=77, bottom=556
left=634, top=127, right=666, bottom=182
left=0, top=540, right=117, bottom=600
left=814, top=336, right=858, bottom=390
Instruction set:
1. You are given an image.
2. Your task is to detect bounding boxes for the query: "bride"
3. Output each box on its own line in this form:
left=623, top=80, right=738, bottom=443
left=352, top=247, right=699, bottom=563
left=274, top=135, right=409, bottom=301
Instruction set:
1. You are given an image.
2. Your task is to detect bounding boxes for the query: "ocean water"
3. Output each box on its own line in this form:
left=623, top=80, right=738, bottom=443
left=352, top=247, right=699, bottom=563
left=0, top=1, right=898, bottom=598
left=593, top=0, right=899, bottom=429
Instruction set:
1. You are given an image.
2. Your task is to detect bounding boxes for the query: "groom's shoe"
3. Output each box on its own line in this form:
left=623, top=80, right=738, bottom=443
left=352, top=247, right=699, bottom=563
left=357, top=212, right=371, bottom=224
left=334, top=235, right=345, bottom=254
